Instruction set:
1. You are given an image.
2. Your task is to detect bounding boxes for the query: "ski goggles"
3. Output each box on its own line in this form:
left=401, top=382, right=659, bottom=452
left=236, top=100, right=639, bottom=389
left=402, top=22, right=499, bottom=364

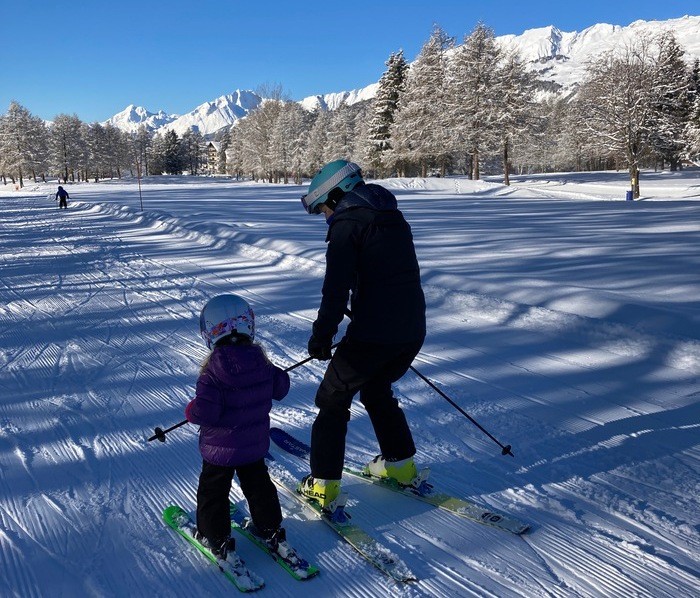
left=300, top=193, right=321, bottom=214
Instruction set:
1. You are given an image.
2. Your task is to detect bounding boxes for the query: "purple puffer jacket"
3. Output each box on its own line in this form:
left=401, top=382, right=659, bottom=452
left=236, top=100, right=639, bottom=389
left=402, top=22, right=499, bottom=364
left=185, top=344, right=290, bottom=467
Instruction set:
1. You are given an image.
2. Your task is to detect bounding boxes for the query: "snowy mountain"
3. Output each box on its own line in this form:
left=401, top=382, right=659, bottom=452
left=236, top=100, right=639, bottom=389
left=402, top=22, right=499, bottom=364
left=105, top=15, right=700, bottom=137
left=104, top=104, right=178, bottom=133
left=499, top=15, right=700, bottom=93
left=160, top=90, right=263, bottom=138
left=299, top=83, right=380, bottom=112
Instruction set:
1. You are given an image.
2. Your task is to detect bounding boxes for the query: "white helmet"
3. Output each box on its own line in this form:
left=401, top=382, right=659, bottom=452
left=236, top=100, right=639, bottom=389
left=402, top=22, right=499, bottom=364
left=199, top=294, right=255, bottom=348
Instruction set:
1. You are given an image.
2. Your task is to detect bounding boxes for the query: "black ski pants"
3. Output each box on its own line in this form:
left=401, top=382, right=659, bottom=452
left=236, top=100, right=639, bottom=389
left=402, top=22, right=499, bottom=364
left=196, top=458, right=282, bottom=545
left=310, top=337, right=423, bottom=480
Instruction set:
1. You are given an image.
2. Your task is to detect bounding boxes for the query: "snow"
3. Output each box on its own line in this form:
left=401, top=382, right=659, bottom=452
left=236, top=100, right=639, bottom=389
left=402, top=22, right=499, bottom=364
left=1, top=170, right=699, bottom=597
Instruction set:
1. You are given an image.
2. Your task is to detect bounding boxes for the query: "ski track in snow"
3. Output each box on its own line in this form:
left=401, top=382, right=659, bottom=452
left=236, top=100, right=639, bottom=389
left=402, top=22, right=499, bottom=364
left=1, top=175, right=699, bottom=597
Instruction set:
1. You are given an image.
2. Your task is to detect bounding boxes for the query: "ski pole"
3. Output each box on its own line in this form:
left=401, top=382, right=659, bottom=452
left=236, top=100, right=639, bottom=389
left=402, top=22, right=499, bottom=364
left=147, top=343, right=340, bottom=443
left=407, top=364, right=514, bottom=457
left=341, top=308, right=514, bottom=457
left=148, top=420, right=188, bottom=443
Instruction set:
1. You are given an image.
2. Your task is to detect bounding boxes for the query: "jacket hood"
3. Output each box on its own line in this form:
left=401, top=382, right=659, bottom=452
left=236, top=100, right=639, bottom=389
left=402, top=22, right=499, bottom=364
left=206, top=344, right=271, bottom=387
left=334, top=183, right=397, bottom=216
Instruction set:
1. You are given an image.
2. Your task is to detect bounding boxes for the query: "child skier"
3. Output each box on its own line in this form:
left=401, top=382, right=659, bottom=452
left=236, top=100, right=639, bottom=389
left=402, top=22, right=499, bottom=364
left=55, top=185, right=69, bottom=209
left=185, top=294, right=294, bottom=563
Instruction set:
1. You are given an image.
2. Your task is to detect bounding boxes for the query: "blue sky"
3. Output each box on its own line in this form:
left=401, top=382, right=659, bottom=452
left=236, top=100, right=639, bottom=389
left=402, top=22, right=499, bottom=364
left=3, top=0, right=698, bottom=123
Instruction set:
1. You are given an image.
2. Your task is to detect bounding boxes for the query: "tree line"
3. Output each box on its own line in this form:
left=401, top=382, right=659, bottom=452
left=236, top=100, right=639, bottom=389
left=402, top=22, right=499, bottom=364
left=0, top=107, right=218, bottom=189
left=3, top=24, right=700, bottom=198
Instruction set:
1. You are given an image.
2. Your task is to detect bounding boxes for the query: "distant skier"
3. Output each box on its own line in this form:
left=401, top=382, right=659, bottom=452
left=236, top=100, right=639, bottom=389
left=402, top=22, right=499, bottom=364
left=299, top=159, right=427, bottom=510
left=185, top=294, right=297, bottom=564
left=55, top=185, right=69, bottom=209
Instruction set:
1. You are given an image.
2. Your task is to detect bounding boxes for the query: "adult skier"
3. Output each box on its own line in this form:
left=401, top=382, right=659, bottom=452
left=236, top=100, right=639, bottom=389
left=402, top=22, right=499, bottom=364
left=299, top=159, right=426, bottom=510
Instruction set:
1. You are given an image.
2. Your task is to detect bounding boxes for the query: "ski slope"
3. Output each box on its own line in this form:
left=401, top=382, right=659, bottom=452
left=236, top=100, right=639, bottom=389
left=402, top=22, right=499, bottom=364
left=1, top=170, right=699, bottom=597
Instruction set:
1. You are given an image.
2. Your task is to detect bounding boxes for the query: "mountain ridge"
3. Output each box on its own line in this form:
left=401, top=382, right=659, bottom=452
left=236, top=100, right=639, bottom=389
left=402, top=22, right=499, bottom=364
left=104, top=15, right=700, bottom=138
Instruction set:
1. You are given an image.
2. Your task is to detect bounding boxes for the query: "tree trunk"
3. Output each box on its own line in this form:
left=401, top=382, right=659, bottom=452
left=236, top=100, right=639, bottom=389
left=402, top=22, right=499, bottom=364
left=503, top=141, right=510, bottom=187
left=629, top=164, right=640, bottom=199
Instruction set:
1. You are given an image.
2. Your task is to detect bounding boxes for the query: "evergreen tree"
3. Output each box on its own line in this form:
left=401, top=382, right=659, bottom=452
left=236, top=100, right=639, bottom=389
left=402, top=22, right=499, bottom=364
left=162, top=130, right=184, bottom=174
left=685, top=59, right=700, bottom=160
left=325, top=104, right=359, bottom=162
left=131, top=125, right=153, bottom=176
left=365, top=50, right=408, bottom=176
left=216, top=136, right=229, bottom=175
left=103, top=123, right=130, bottom=178
left=181, top=129, right=204, bottom=175
left=447, top=23, right=502, bottom=180
left=648, top=32, right=690, bottom=170
left=304, top=111, right=332, bottom=175
left=389, top=26, right=454, bottom=176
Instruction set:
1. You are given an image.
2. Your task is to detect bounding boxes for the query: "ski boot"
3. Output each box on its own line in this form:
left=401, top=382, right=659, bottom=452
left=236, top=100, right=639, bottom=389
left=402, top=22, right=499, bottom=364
left=365, top=455, right=430, bottom=491
left=193, top=529, right=236, bottom=561
left=299, top=475, right=342, bottom=510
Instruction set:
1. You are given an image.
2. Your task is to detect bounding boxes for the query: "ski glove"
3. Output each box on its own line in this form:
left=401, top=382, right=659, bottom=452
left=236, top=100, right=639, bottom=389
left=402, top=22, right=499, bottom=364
left=308, top=334, right=332, bottom=360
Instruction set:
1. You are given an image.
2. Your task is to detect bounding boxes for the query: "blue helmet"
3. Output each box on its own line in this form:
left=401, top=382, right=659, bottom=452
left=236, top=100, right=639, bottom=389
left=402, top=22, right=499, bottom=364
left=199, top=294, right=255, bottom=348
left=301, top=160, right=363, bottom=214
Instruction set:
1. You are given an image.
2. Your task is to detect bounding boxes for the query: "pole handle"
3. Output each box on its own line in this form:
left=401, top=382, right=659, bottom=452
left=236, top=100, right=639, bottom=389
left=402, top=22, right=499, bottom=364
left=147, top=419, right=188, bottom=442
left=148, top=346, right=339, bottom=444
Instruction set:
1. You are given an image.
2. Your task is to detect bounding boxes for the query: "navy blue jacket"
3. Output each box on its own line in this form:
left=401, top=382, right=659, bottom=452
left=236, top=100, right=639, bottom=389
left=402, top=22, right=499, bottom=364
left=56, top=186, right=69, bottom=200
left=313, top=183, right=426, bottom=345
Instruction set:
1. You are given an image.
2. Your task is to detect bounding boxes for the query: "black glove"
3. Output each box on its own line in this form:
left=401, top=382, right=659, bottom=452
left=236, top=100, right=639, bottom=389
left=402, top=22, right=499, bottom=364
left=308, top=335, right=332, bottom=360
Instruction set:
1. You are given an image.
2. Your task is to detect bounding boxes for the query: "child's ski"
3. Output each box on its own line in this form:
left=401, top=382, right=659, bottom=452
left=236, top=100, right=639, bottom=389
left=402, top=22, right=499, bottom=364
left=163, top=505, right=265, bottom=592
left=229, top=502, right=320, bottom=580
left=270, top=427, right=530, bottom=535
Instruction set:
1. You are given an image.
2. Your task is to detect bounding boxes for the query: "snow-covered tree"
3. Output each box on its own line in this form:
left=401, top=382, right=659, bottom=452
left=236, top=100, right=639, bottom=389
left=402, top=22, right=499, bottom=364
left=162, top=130, right=184, bottom=174
left=181, top=129, right=204, bottom=175
left=324, top=104, right=361, bottom=163
left=49, top=114, right=84, bottom=183
left=270, top=102, right=309, bottom=184
left=304, top=111, right=332, bottom=175
left=447, top=23, right=502, bottom=179
left=149, top=130, right=183, bottom=175
left=0, top=102, right=48, bottom=188
left=389, top=26, right=454, bottom=176
left=493, top=47, right=533, bottom=184
left=647, top=32, right=690, bottom=170
left=685, top=59, right=700, bottom=160
left=511, top=97, right=559, bottom=174
left=577, top=34, right=662, bottom=198
left=365, top=50, right=408, bottom=176
left=130, top=125, right=153, bottom=176
left=226, top=123, right=244, bottom=179
left=103, top=123, right=130, bottom=178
